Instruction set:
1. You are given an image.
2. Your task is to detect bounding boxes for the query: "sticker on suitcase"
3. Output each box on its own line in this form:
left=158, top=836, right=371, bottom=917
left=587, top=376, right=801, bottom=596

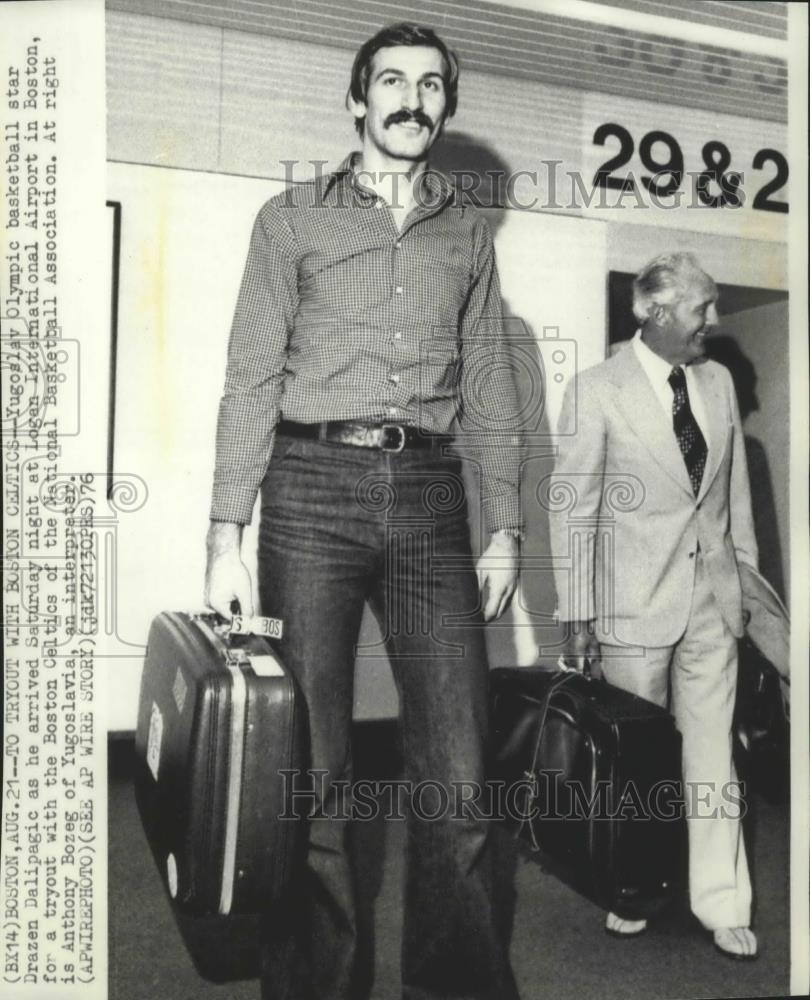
left=166, top=853, right=178, bottom=898
left=147, top=702, right=164, bottom=781
left=172, top=666, right=188, bottom=714
left=249, top=654, right=285, bottom=678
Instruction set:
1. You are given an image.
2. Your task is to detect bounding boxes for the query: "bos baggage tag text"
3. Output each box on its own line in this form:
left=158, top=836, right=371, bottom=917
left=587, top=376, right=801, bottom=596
left=231, top=614, right=284, bottom=639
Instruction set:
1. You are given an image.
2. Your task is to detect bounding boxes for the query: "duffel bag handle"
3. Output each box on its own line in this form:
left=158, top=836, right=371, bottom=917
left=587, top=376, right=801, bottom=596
left=556, top=654, right=599, bottom=679
left=518, top=669, right=579, bottom=852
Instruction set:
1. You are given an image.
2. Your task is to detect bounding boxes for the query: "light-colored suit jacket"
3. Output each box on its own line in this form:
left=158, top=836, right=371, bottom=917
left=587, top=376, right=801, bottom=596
left=548, top=347, right=758, bottom=647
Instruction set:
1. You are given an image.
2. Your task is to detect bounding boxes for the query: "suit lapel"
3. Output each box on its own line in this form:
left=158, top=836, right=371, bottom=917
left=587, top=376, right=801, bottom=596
left=691, top=361, right=729, bottom=502
left=608, top=348, right=694, bottom=496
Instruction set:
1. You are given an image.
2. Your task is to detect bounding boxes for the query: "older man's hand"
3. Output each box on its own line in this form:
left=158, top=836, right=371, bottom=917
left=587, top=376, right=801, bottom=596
left=560, top=619, right=601, bottom=677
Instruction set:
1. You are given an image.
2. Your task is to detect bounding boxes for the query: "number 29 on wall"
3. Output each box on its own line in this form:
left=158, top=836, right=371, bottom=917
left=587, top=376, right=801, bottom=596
left=592, top=122, right=789, bottom=213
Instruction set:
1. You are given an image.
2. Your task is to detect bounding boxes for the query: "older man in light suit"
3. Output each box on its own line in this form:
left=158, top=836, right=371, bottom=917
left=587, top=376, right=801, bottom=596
left=549, top=253, right=759, bottom=959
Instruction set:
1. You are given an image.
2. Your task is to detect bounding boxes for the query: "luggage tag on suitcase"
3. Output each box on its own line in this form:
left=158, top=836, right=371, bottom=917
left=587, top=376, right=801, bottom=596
left=193, top=612, right=286, bottom=677
left=230, top=614, right=283, bottom=640
left=198, top=611, right=284, bottom=640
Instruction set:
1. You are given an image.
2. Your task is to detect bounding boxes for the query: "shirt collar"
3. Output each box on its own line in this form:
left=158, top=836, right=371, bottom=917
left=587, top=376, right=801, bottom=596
left=633, top=329, right=683, bottom=385
left=320, top=151, right=454, bottom=209
left=320, top=153, right=357, bottom=200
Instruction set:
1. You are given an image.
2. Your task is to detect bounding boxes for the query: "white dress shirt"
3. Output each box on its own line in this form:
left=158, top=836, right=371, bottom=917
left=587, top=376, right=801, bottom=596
left=632, top=330, right=710, bottom=449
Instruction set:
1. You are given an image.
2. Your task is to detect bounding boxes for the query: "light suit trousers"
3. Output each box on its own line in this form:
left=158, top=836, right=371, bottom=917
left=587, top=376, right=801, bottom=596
left=600, top=552, right=752, bottom=930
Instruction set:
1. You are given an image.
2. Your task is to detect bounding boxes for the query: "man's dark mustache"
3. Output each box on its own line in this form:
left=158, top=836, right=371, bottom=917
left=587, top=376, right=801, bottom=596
left=384, top=109, right=434, bottom=130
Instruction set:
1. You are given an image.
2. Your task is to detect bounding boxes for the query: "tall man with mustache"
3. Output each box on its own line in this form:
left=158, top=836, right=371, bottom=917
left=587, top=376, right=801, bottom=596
left=205, top=23, right=523, bottom=1000
left=549, top=253, right=759, bottom=959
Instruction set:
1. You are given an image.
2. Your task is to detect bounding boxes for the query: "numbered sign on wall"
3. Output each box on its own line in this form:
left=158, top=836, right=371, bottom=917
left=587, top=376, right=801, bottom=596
left=581, top=93, right=788, bottom=242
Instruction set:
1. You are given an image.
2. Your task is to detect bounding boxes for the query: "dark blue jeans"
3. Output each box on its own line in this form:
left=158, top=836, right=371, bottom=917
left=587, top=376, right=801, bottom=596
left=257, top=433, right=518, bottom=1000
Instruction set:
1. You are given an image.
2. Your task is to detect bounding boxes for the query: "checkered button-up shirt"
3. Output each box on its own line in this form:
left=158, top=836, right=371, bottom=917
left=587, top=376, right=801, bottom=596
left=211, top=154, right=523, bottom=533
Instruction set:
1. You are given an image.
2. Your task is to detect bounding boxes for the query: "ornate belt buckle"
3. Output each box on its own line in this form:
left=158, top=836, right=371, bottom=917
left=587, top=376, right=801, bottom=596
left=381, top=424, right=406, bottom=453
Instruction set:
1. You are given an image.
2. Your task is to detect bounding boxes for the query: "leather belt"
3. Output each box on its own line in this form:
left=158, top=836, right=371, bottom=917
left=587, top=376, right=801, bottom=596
left=277, top=420, right=451, bottom=454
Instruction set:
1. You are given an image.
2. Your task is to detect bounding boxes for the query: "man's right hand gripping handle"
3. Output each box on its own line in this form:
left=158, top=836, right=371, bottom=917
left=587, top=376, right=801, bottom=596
left=204, top=521, right=255, bottom=617
left=560, top=619, right=602, bottom=678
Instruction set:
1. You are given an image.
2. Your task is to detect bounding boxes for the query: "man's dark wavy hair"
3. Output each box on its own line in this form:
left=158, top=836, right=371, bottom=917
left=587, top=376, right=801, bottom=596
left=347, top=23, right=459, bottom=136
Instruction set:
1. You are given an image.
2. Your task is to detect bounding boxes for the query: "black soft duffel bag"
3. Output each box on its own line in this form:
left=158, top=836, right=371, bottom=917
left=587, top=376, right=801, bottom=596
left=490, top=666, right=686, bottom=919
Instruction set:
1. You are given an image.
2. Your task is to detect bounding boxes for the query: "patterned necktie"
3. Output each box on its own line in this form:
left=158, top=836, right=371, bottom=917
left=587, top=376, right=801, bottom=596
left=668, top=366, right=707, bottom=496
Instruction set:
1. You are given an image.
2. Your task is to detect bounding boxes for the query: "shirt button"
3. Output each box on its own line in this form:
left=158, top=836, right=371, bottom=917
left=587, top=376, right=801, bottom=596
left=395, top=286, right=403, bottom=295
left=688, top=551, right=695, bottom=559
left=387, top=406, right=398, bottom=416
left=394, top=331, right=402, bottom=340
left=394, top=241, right=401, bottom=249
left=389, top=373, right=400, bottom=385
left=375, top=200, right=384, bottom=209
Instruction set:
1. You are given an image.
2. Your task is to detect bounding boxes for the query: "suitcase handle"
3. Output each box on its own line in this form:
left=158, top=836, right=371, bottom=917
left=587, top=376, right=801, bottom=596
left=192, top=614, right=286, bottom=679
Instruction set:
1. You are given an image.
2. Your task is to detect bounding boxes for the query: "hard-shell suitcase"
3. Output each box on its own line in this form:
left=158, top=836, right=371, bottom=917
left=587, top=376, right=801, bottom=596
left=490, top=667, right=685, bottom=918
left=134, top=610, right=305, bottom=919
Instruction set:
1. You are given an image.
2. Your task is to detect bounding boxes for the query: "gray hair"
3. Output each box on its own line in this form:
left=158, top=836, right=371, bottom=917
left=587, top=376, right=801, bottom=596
left=632, top=253, right=715, bottom=323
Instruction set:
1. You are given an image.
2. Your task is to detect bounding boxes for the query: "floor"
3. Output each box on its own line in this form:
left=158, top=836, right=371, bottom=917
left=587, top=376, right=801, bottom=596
left=108, top=727, right=790, bottom=1000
